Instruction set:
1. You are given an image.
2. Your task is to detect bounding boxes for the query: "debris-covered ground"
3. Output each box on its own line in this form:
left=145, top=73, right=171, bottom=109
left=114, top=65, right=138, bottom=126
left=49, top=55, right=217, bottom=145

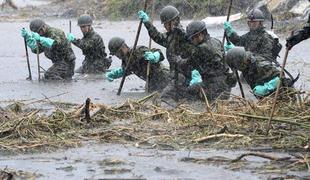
left=0, top=90, right=309, bottom=179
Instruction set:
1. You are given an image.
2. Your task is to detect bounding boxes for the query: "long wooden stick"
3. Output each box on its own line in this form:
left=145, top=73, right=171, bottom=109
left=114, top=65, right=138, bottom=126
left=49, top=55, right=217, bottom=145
left=69, top=20, right=72, bottom=33
left=222, top=0, right=233, bottom=46
left=145, top=0, right=155, bottom=93
left=117, top=0, right=148, bottom=95
left=267, top=47, right=290, bottom=134
left=36, top=41, right=41, bottom=81
left=23, top=34, right=32, bottom=80
left=222, top=0, right=245, bottom=99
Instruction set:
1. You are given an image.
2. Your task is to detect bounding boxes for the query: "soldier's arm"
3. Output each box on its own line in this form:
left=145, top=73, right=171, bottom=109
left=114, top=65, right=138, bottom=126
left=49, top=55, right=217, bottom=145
left=30, top=43, right=44, bottom=54
left=144, top=22, right=168, bottom=47
left=228, top=32, right=243, bottom=46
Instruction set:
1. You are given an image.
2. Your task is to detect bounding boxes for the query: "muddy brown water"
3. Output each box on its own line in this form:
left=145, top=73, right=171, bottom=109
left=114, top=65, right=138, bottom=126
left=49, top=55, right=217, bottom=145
left=0, top=19, right=309, bottom=179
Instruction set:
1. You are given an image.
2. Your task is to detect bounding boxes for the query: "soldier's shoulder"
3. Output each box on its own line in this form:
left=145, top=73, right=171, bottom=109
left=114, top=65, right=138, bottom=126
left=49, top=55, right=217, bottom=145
left=48, top=26, right=65, bottom=35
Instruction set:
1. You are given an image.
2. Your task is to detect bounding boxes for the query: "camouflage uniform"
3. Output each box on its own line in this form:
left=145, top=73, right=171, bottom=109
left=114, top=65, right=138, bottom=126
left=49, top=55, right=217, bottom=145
left=228, top=26, right=275, bottom=63
left=144, top=22, right=187, bottom=72
left=241, top=54, right=280, bottom=89
left=33, top=26, right=76, bottom=80
left=121, top=46, right=169, bottom=92
left=72, top=28, right=112, bottom=74
left=226, top=47, right=294, bottom=98
left=186, top=35, right=234, bottom=101
left=161, top=35, right=235, bottom=102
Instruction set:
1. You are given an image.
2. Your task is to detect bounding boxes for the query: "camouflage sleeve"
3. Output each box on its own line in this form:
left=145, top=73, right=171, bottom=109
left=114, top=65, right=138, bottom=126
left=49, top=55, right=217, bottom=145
left=254, top=58, right=280, bottom=84
left=144, top=22, right=168, bottom=47
left=72, top=36, right=98, bottom=52
left=49, top=30, right=67, bottom=48
left=228, top=32, right=243, bottom=46
left=30, top=43, right=44, bottom=54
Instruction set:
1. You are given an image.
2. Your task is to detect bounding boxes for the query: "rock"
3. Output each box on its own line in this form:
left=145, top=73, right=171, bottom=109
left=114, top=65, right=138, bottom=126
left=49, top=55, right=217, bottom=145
left=289, top=0, right=310, bottom=17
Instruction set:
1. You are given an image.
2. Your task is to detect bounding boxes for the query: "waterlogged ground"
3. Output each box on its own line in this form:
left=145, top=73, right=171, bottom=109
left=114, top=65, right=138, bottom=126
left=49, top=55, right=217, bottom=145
left=0, top=19, right=309, bottom=179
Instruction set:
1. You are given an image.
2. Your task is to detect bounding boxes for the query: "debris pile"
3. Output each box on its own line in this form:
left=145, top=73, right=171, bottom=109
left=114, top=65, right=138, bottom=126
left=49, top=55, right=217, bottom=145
left=0, top=91, right=309, bottom=155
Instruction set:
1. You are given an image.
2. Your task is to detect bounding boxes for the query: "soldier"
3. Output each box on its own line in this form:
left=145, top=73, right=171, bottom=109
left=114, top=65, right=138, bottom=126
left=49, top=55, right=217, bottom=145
left=286, top=13, right=310, bottom=49
left=226, top=47, right=294, bottom=97
left=67, top=14, right=112, bottom=74
left=223, top=8, right=277, bottom=63
left=105, top=37, right=169, bottom=92
left=21, top=19, right=76, bottom=80
left=138, top=5, right=187, bottom=72
left=183, top=21, right=236, bottom=101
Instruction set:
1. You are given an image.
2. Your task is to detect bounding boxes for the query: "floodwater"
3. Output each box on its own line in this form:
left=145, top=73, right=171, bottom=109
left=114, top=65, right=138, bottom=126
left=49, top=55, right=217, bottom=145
left=0, top=19, right=309, bottom=179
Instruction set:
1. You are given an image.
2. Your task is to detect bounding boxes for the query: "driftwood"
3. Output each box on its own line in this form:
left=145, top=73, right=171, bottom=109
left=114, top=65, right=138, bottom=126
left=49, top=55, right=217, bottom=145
left=194, top=133, right=244, bottom=143
left=231, top=152, right=291, bottom=163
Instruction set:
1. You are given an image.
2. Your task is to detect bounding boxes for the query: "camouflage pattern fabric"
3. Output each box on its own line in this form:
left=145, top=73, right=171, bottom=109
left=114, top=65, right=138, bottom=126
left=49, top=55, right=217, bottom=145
left=187, top=35, right=233, bottom=101
left=161, top=35, right=234, bottom=102
left=144, top=22, right=188, bottom=72
left=238, top=53, right=280, bottom=89
left=228, top=27, right=275, bottom=63
left=72, top=28, right=111, bottom=74
left=121, top=46, right=170, bottom=92
left=32, top=25, right=76, bottom=80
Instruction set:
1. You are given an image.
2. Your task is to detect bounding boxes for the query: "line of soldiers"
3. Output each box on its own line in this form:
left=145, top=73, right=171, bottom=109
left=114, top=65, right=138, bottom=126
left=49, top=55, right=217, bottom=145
left=21, top=4, right=309, bottom=103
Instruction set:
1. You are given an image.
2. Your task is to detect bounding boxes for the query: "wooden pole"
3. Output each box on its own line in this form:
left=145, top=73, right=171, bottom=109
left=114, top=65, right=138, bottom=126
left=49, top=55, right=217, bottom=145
left=23, top=33, right=32, bottom=80
left=146, top=0, right=155, bottom=93
left=117, top=0, right=148, bottom=95
left=266, top=47, right=290, bottom=134
left=36, top=42, right=41, bottom=81
left=222, top=0, right=245, bottom=99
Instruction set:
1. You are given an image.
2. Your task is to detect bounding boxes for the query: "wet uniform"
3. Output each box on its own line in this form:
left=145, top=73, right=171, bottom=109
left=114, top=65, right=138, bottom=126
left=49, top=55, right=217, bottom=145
left=33, top=25, right=76, bottom=80
left=228, top=26, right=275, bottom=63
left=185, top=35, right=234, bottom=101
left=121, top=46, right=169, bottom=92
left=72, top=28, right=112, bottom=74
left=144, top=22, right=187, bottom=72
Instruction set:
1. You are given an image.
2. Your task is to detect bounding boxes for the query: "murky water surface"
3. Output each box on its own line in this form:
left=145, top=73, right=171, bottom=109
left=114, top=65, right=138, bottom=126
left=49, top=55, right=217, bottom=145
left=0, top=19, right=309, bottom=179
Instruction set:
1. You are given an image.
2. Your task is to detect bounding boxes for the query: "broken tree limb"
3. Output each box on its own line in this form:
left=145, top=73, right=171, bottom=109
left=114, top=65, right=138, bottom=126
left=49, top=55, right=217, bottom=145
left=231, top=152, right=291, bottom=163
left=84, top=98, right=91, bottom=121
left=237, top=113, right=310, bottom=129
left=194, top=133, right=244, bottom=143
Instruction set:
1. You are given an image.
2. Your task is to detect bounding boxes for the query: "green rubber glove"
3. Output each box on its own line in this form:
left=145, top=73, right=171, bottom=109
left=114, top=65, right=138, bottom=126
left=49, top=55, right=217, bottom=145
left=224, top=21, right=235, bottom=37
left=21, top=29, right=37, bottom=50
left=144, top=51, right=160, bottom=63
left=67, top=33, right=75, bottom=42
left=32, top=32, right=55, bottom=48
left=189, top=69, right=202, bottom=86
left=253, top=77, right=280, bottom=96
left=138, top=10, right=149, bottom=23
left=21, top=28, right=32, bottom=39
left=26, top=37, right=37, bottom=50
left=105, top=67, right=124, bottom=82
left=224, top=41, right=235, bottom=51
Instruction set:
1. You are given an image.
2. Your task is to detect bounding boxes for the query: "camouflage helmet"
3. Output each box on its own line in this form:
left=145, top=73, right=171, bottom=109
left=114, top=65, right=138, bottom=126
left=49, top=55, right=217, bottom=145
left=186, top=21, right=206, bottom=40
left=160, top=5, right=180, bottom=24
left=108, top=37, right=125, bottom=55
left=226, top=46, right=248, bottom=71
left=78, top=14, right=93, bottom=26
left=30, top=19, right=45, bottom=33
left=247, top=8, right=265, bottom=21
